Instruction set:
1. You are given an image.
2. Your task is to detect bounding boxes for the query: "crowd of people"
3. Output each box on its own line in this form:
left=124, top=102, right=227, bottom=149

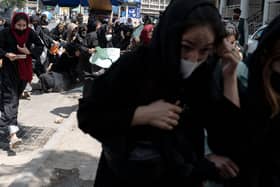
left=0, top=0, right=280, bottom=186
left=0, top=10, right=154, bottom=149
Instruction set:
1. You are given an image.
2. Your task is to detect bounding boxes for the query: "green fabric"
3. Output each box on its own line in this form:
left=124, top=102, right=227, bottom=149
left=237, top=61, right=248, bottom=88
left=132, top=24, right=144, bottom=38
left=89, top=47, right=111, bottom=65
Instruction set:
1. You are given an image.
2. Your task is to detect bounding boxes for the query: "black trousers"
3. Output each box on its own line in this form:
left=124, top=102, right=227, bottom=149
left=0, top=67, right=27, bottom=135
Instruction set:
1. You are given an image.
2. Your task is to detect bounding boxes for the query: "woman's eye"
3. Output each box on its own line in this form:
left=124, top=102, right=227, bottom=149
left=181, top=44, right=192, bottom=51
left=200, top=48, right=213, bottom=54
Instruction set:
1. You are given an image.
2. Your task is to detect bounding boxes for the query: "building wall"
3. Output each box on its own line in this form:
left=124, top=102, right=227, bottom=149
left=266, top=1, right=280, bottom=23
left=141, top=0, right=218, bottom=16
left=249, top=0, right=263, bottom=16
left=222, top=0, right=263, bottom=19
left=141, top=0, right=171, bottom=16
left=227, top=0, right=240, bottom=6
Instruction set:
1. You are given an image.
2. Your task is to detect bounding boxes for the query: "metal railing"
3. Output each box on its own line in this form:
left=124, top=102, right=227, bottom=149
left=247, top=9, right=263, bottom=34
left=222, top=4, right=263, bottom=34
left=222, top=4, right=240, bottom=18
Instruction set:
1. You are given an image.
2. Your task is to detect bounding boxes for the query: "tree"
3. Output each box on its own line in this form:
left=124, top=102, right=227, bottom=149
left=0, top=0, right=26, bottom=19
left=0, top=0, right=26, bottom=9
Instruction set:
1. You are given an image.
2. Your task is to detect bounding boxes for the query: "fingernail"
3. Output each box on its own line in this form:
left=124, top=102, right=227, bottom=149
left=168, top=126, right=173, bottom=130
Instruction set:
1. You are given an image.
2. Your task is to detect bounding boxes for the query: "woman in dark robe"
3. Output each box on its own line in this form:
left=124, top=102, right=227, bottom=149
left=0, top=12, right=43, bottom=149
left=78, top=0, right=242, bottom=186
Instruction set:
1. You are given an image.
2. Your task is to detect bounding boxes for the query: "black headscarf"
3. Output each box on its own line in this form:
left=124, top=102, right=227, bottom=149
left=150, top=0, right=223, bottom=78
left=78, top=23, right=88, bottom=38
left=247, top=14, right=280, bottom=116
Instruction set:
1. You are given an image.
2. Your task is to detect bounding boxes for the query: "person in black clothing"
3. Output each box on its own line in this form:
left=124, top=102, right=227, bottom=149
left=232, top=8, right=245, bottom=47
left=143, top=14, right=152, bottom=25
left=0, top=17, right=5, bottom=31
left=96, top=20, right=108, bottom=48
left=40, top=14, right=49, bottom=27
left=0, top=13, right=43, bottom=148
left=31, top=15, right=51, bottom=43
left=119, top=22, right=133, bottom=51
left=74, top=23, right=98, bottom=80
left=30, top=15, right=56, bottom=77
left=65, top=22, right=78, bottom=43
left=39, top=43, right=80, bottom=92
left=77, top=0, right=241, bottom=186
left=51, top=43, right=80, bottom=83
left=48, top=22, right=66, bottom=71
left=75, top=24, right=98, bottom=53
left=77, top=13, right=84, bottom=26
left=111, top=20, right=122, bottom=48
left=3, top=18, right=11, bottom=29
left=206, top=14, right=280, bottom=187
left=50, top=22, right=66, bottom=42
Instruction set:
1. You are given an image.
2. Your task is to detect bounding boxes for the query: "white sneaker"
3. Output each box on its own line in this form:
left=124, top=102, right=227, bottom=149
left=9, top=125, right=19, bottom=134
left=9, top=135, right=22, bottom=149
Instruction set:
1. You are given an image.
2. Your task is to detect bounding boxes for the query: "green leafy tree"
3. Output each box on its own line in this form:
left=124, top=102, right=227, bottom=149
left=0, top=0, right=27, bottom=9
left=0, top=0, right=27, bottom=18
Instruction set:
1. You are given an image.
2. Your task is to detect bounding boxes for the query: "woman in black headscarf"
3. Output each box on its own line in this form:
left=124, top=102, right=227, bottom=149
left=242, top=15, right=280, bottom=187
left=77, top=0, right=241, bottom=186
left=207, top=14, right=280, bottom=187
left=50, top=22, right=66, bottom=42
left=0, top=13, right=43, bottom=149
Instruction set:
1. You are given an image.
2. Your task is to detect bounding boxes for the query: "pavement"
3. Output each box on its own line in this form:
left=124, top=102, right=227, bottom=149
left=0, top=79, right=102, bottom=187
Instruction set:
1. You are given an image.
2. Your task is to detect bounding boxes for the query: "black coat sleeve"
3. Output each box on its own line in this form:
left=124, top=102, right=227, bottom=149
left=0, top=29, right=7, bottom=57
left=195, top=60, right=249, bottom=162
left=28, top=29, right=44, bottom=59
left=205, top=94, right=250, bottom=167
left=77, top=52, right=143, bottom=146
left=86, top=32, right=99, bottom=48
left=37, top=26, right=53, bottom=48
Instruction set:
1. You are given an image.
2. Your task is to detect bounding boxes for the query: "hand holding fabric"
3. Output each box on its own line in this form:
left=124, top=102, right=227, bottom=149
left=88, top=48, right=96, bottom=54
left=5, top=52, right=17, bottom=61
left=17, top=43, right=31, bottom=55
left=206, top=153, right=239, bottom=179
left=132, top=100, right=183, bottom=130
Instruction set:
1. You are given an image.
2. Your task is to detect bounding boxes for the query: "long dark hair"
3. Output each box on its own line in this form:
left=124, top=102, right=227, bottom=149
left=248, top=14, right=280, bottom=118
left=262, top=41, right=280, bottom=117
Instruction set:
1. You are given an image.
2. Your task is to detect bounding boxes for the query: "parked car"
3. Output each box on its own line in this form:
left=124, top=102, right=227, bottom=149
left=245, top=24, right=267, bottom=56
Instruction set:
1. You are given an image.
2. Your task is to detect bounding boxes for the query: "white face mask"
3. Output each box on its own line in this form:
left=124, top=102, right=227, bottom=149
left=105, top=34, right=112, bottom=41
left=180, top=59, right=204, bottom=79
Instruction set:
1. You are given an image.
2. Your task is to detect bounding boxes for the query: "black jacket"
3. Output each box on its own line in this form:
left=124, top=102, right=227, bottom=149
left=50, top=26, right=66, bottom=42
left=0, top=27, right=44, bottom=81
left=207, top=14, right=280, bottom=187
left=77, top=0, right=224, bottom=186
left=78, top=46, right=222, bottom=187
left=240, top=14, right=280, bottom=187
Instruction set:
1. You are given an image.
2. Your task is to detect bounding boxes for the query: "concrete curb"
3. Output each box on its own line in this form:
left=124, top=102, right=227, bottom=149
left=8, top=107, right=78, bottom=187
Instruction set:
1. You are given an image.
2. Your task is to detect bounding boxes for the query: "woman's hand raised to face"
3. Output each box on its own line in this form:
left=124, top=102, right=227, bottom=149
left=132, top=100, right=183, bottom=130
left=217, top=38, right=241, bottom=107
left=217, top=38, right=242, bottom=79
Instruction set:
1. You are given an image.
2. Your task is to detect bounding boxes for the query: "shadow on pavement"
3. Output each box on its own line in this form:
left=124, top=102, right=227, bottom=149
left=62, top=85, right=83, bottom=95
left=7, top=150, right=99, bottom=187
left=50, top=105, right=78, bottom=118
